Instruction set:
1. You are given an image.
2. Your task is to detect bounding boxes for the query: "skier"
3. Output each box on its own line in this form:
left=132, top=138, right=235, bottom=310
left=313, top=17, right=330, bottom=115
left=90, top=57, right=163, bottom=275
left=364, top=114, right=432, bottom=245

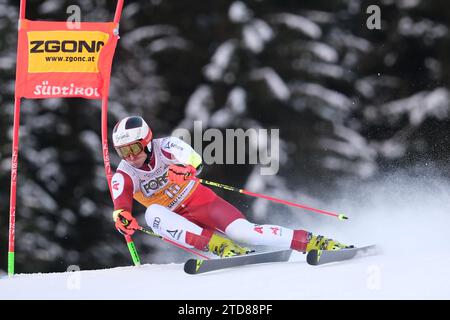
left=110, top=116, right=348, bottom=258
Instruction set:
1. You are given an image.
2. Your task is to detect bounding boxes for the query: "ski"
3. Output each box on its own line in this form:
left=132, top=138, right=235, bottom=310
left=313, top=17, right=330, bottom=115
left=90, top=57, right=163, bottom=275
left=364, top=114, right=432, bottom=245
left=306, top=245, right=377, bottom=266
left=184, top=249, right=293, bottom=275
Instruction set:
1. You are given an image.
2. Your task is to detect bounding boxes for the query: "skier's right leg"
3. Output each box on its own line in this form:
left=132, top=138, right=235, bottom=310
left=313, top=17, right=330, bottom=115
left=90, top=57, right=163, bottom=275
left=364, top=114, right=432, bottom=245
left=178, top=185, right=348, bottom=253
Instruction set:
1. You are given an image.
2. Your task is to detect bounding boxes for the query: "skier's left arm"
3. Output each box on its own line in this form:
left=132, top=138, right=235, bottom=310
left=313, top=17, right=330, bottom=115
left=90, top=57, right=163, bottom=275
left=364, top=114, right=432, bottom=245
left=161, top=137, right=203, bottom=183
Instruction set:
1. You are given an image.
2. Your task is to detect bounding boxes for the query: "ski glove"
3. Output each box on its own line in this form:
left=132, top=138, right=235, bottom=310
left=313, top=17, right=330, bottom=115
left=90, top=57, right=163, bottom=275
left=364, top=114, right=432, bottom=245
left=167, top=164, right=197, bottom=184
left=113, top=210, right=139, bottom=236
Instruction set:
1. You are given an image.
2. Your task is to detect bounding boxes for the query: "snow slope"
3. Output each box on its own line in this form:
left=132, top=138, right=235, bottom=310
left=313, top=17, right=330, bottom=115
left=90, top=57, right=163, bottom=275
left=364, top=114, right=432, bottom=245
left=1, top=248, right=449, bottom=299
left=1, top=170, right=450, bottom=299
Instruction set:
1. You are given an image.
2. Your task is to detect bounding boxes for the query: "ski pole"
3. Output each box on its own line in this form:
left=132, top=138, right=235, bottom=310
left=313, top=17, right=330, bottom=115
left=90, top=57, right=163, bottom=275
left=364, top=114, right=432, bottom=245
left=194, top=178, right=348, bottom=220
left=124, top=235, right=140, bottom=266
left=137, top=226, right=211, bottom=260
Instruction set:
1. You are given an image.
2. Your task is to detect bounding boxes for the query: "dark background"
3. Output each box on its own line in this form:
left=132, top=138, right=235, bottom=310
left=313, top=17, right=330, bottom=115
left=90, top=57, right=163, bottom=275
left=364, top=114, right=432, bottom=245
left=0, top=0, right=449, bottom=273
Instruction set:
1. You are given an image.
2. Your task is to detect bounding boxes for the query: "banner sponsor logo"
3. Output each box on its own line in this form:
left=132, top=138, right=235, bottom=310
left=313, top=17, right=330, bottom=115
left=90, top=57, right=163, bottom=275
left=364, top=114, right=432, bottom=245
left=27, top=31, right=109, bottom=73
left=29, top=40, right=104, bottom=53
left=33, top=81, right=100, bottom=98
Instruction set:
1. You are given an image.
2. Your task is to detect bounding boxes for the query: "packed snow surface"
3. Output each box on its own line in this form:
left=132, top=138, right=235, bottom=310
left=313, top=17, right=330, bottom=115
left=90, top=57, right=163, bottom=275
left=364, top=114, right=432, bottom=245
left=2, top=170, right=449, bottom=299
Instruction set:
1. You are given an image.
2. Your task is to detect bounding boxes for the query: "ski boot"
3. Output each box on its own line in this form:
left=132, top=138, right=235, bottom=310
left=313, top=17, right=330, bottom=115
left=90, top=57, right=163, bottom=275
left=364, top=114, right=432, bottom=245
left=207, top=233, right=253, bottom=258
left=291, top=230, right=351, bottom=253
left=306, top=233, right=349, bottom=251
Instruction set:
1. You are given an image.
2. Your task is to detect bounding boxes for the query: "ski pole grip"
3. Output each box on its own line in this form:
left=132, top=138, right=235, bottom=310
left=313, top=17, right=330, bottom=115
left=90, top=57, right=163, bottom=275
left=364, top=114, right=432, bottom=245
left=120, top=217, right=129, bottom=226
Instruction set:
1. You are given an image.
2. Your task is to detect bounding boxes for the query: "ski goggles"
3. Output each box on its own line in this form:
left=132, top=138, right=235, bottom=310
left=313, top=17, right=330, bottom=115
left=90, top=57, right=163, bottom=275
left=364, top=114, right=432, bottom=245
left=115, top=141, right=144, bottom=159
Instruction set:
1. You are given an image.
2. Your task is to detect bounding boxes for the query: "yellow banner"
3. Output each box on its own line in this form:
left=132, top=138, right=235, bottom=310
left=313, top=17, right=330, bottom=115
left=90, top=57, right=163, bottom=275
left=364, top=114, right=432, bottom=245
left=27, top=31, right=110, bottom=73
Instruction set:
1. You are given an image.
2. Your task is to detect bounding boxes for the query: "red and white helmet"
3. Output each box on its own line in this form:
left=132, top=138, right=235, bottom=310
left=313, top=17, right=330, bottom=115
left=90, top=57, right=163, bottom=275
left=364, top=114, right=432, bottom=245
left=112, top=116, right=153, bottom=148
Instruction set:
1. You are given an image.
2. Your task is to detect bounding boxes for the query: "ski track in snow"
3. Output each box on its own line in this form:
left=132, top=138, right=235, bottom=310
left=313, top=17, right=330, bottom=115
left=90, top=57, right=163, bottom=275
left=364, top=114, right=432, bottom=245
left=1, top=170, right=450, bottom=299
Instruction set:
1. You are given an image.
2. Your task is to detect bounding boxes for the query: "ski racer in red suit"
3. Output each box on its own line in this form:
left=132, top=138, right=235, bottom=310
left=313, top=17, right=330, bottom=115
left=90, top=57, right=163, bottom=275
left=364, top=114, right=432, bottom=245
left=111, top=116, right=348, bottom=257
